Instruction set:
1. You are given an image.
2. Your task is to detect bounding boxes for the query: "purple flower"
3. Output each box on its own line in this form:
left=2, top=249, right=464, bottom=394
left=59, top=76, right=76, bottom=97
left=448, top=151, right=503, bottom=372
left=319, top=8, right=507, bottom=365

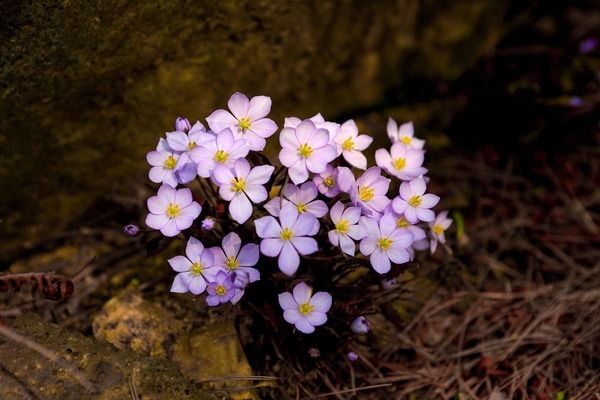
left=350, top=316, right=371, bottom=334
left=212, top=158, right=274, bottom=224
left=175, top=117, right=192, bottom=133
left=386, top=118, right=425, bottom=149
left=347, top=352, right=359, bottom=362
left=392, top=176, right=439, bottom=223
left=206, top=92, right=278, bottom=151
left=328, top=201, right=366, bottom=256
left=278, top=282, right=332, bottom=334
left=145, top=185, right=202, bottom=237
left=383, top=206, right=427, bottom=243
left=333, top=119, right=373, bottom=169
left=375, top=142, right=427, bottom=180
left=279, top=120, right=337, bottom=184
left=339, top=167, right=391, bottom=217
left=166, top=121, right=212, bottom=153
left=146, top=147, right=181, bottom=187
left=579, top=37, right=598, bottom=54
left=359, top=214, right=413, bottom=274
left=284, top=113, right=340, bottom=144
left=429, top=210, right=452, bottom=254
left=201, top=217, right=216, bottom=231
left=255, top=204, right=319, bottom=276
left=206, top=271, right=235, bottom=306
left=123, top=224, right=140, bottom=237
left=190, top=128, right=250, bottom=178
left=313, top=165, right=341, bottom=198
left=169, top=237, right=223, bottom=295
left=265, top=182, right=328, bottom=219
left=211, top=232, right=260, bottom=283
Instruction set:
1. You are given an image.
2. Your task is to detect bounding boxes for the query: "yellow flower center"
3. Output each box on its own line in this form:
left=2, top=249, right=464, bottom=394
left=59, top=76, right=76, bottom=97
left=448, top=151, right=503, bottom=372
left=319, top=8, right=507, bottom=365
left=187, top=141, right=197, bottom=150
left=296, top=202, right=307, bottom=213
left=298, top=302, right=314, bottom=316
left=408, top=195, right=422, bottom=207
left=396, top=217, right=410, bottom=228
left=335, top=219, right=349, bottom=234
left=215, top=285, right=226, bottom=296
left=432, top=224, right=444, bottom=235
left=231, top=177, right=246, bottom=192
left=280, top=228, right=294, bottom=240
left=190, top=262, right=203, bottom=275
left=226, top=256, right=239, bottom=270
left=298, top=143, right=313, bottom=158
left=324, top=176, right=335, bottom=187
left=392, top=157, right=406, bottom=170
left=377, top=237, right=393, bottom=250
left=358, top=186, right=374, bottom=202
left=401, top=136, right=412, bottom=145
left=163, top=155, right=177, bottom=170
left=341, top=137, right=354, bottom=151
left=166, top=203, right=181, bottom=218
left=238, top=117, right=251, bottom=131
left=214, top=150, right=229, bottom=163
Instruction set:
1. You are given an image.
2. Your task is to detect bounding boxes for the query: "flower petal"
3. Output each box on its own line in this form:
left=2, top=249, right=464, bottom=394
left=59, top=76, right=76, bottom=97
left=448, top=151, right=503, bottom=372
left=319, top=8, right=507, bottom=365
left=227, top=92, right=250, bottom=119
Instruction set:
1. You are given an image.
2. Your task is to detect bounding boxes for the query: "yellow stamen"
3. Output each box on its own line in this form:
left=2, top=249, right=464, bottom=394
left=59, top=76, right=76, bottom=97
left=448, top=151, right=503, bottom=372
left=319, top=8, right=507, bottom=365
left=238, top=117, right=251, bottom=131
left=324, top=176, right=335, bottom=187
left=298, top=302, right=314, bottom=316
left=335, top=219, right=349, bottom=234
left=226, top=256, right=239, bottom=270
left=341, top=137, right=354, bottom=151
left=408, top=195, right=422, bottom=207
left=190, top=262, right=203, bottom=275
left=280, top=228, right=293, bottom=240
left=432, top=224, right=444, bottom=235
left=298, top=143, right=313, bottom=158
left=296, top=202, right=307, bottom=213
left=166, top=203, right=181, bottom=218
left=358, top=186, right=374, bottom=202
left=392, top=157, right=406, bottom=170
left=377, top=237, right=393, bottom=250
left=163, top=155, right=177, bottom=170
left=215, top=285, right=226, bottom=296
left=401, top=136, right=412, bottom=145
left=231, top=177, right=246, bottom=192
left=187, top=141, right=197, bottom=150
left=396, top=217, right=409, bottom=228
left=214, top=150, right=229, bottom=163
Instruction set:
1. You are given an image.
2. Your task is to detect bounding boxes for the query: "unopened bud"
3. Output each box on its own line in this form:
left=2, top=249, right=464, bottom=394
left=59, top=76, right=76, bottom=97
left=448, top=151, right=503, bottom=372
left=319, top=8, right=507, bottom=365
left=175, top=117, right=191, bottom=133
left=350, top=316, right=371, bottom=335
left=123, top=224, right=140, bottom=237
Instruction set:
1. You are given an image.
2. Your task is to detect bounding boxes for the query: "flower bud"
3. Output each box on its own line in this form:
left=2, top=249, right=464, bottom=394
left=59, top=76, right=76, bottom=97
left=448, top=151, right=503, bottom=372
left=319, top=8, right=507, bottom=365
left=350, top=316, right=371, bottom=335
left=175, top=117, right=191, bottom=133
left=201, top=217, right=216, bottom=231
left=347, top=351, right=359, bottom=362
left=382, top=278, right=398, bottom=289
left=308, top=347, right=320, bottom=358
left=123, top=224, right=140, bottom=237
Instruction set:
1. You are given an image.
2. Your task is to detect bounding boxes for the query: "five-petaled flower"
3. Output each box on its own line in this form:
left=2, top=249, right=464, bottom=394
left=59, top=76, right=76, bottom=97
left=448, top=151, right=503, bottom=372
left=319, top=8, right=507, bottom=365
left=190, top=128, right=249, bottom=178
left=264, top=182, right=328, bottom=223
left=278, top=282, right=332, bottom=334
left=339, top=167, right=391, bottom=217
left=328, top=201, right=366, bottom=256
left=429, top=210, right=452, bottom=254
left=146, top=185, right=202, bottom=237
left=333, top=119, right=373, bottom=169
left=146, top=147, right=181, bottom=188
left=386, top=118, right=425, bottom=149
left=169, top=237, right=222, bottom=295
left=375, top=142, right=427, bottom=180
left=359, top=214, right=414, bottom=274
left=392, top=176, right=439, bottom=223
left=211, top=232, right=260, bottom=284
left=313, top=164, right=341, bottom=198
left=206, top=271, right=236, bottom=306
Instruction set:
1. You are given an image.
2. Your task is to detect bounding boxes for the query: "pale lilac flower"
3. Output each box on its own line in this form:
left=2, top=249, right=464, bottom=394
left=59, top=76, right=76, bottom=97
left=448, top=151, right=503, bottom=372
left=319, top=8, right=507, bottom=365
left=169, top=237, right=222, bottom=295
left=278, top=282, right=332, bottom=334
left=146, top=185, right=202, bottom=237
left=211, top=232, right=260, bottom=284
left=255, top=204, right=319, bottom=276
left=359, top=214, right=414, bottom=274
left=123, top=224, right=140, bottom=237
left=229, top=270, right=251, bottom=305
left=212, top=159, right=274, bottom=223
left=146, top=148, right=180, bottom=187
left=206, top=271, right=235, bottom=306
left=166, top=121, right=212, bottom=153
left=392, top=176, right=439, bottom=223
left=375, top=143, right=427, bottom=180
left=313, top=165, right=341, bottom=198
left=386, top=118, right=425, bottom=149
left=175, top=117, right=192, bottom=133
left=347, top=352, right=359, bottom=362
left=333, top=119, right=372, bottom=169
left=190, top=128, right=250, bottom=178
left=383, top=206, right=427, bottom=243
left=201, top=217, right=216, bottom=231
left=263, top=182, right=327, bottom=228
left=328, top=201, right=366, bottom=256
left=338, top=167, right=391, bottom=217
left=350, top=316, right=371, bottom=334
left=206, top=92, right=278, bottom=151
left=284, top=113, right=340, bottom=143
left=279, top=120, right=337, bottom=184
left=429, top=211, right=452, bottom=254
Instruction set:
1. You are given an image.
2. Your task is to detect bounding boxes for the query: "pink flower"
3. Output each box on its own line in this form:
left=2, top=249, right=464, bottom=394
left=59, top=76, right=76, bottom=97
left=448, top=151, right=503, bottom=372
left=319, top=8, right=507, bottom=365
left=190, top=128, right=250, bottom=178
left=278, top=282, right=332, bottom=334
left=313, top=165, right=341, bottom=198
left=333, top=120, right=373, bottom=169
left=264, top=182, right=328, bottom=220
left=429, top=211, right=452, bottom=254
left=328, top=201, right=366, bottom=256
left=375, top=143, right=427, bottom=180
left=338, top=167, right=391, bottom=217
left=255, top=204, right=319, bottom=276
left=145, top=185, right=202, bottom=237
left=169, top=237, right=223, bottom=295
left=386, top=118, right=425, bottom=149
left=392, top=176, right=439, bottom=223
left=278, top=120, right=337, bottom=184
left=359, top=214, right=414, bottom=274
left=212, top=159, right=274, bottom=224
left=206, top=92, right=278, bottom=151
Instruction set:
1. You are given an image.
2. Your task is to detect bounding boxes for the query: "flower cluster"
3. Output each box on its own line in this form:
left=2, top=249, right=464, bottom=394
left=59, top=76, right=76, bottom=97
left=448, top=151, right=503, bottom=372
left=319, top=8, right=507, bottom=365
left=143, top=92, right=451, bottom=334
